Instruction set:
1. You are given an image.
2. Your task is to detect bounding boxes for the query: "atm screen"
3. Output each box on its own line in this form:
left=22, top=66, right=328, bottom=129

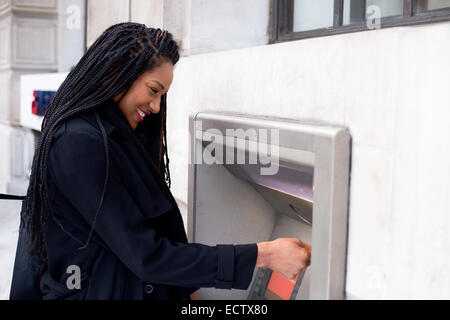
left=264, top=271, right=299, bottom=300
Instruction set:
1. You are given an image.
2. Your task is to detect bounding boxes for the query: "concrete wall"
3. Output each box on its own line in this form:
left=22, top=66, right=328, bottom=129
left=0, top=0, right=59, bottom=300
left=0, top=0, right=86, bottom=299
left=86, top=0, right=270, bottom=55
left=86, top=0, right=129, bottom=47
left=58, top=0, right=86, bottom=72
left=0, top=0, right=84, bottom=195
left=0, top=0, right=58, bottom=195
left=165, top=22, right=450, bottom=299
left=183, top=0, right=270, bottom=55
left=86, top=0, right=165, bottom=47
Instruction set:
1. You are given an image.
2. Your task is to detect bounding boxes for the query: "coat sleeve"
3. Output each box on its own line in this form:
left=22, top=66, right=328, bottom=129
left=48, top=129, right=258, bottom=290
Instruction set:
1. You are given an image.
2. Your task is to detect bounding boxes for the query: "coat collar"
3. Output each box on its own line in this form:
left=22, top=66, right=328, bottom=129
left=77, top=99, right=127, bottom=136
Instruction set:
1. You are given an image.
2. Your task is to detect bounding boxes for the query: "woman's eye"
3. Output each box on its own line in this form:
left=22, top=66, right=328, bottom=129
left=148, top=87, right=158, bottom=94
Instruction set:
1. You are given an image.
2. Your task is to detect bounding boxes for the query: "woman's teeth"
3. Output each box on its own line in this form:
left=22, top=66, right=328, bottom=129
left=137, top=109, right=146, bottom=118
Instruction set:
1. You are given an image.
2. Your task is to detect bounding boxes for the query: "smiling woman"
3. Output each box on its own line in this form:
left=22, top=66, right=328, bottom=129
left=15, top=22, right=311, bottom=300
left=114, top=60, right=173, bottom=129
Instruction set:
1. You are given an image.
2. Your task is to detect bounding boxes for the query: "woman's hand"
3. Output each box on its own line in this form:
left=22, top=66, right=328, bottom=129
left=256, top=238, right=311, bottom=280
left=190, top=292, right=200, bottom=300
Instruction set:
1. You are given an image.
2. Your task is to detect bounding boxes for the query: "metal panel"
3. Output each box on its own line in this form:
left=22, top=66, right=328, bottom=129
left=188, top=112, right=350, bottom=300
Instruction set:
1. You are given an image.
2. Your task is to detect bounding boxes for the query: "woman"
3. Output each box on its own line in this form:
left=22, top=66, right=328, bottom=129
left=22, top=22, right=311, bottom=300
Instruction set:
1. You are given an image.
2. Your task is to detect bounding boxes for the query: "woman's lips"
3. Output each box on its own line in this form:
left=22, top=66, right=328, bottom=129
left=140, top=108, right=150, bottom=115
left=136, top=110, right=143, bottom=122
left=136, top=107, right=149, bottom=123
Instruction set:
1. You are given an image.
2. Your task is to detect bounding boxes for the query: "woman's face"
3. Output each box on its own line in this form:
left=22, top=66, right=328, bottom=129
left=114, top=60, right=174, bottom=129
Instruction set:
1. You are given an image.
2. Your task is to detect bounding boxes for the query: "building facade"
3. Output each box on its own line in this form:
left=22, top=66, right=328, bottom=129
left=1, top=0, right=450, bottom=299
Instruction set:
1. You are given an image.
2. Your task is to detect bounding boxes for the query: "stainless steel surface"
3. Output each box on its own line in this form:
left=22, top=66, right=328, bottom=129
left=188, top=112, right=351, bottom=300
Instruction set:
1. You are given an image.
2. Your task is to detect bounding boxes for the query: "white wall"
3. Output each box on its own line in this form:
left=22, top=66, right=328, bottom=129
left=58, top=0, right=86, bottom=72
left=86, top=0, right=129, bottom=47
left=166, top=21, right=450, bottom=299
left=86, top=0, right=270, bottom=56
left=184, top=0, right=270, bottom=55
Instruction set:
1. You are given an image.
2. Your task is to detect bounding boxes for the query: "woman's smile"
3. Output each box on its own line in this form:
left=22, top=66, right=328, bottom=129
left=136, top=107, right=149, bottom=123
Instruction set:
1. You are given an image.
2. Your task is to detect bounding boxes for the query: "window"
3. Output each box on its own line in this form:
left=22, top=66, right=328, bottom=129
left=343, top=0, right=404, bottom=25
left=414, top=0, right=450, bottom=12
left=270, top=0, right=450, bottom=43
left=292, top=0, right=334, bottom=32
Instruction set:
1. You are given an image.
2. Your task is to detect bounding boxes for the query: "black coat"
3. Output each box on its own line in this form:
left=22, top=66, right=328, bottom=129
left=40, top=103, right=257, bottom=299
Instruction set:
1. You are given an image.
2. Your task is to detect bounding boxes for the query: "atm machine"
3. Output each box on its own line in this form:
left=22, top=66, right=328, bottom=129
left=188, top=112, right=351, bottom=300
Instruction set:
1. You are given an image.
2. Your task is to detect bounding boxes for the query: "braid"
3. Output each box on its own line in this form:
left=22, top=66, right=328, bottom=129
left=161, top=94, right=171, bottom=188
left=23, top=23, right=179, bottom=266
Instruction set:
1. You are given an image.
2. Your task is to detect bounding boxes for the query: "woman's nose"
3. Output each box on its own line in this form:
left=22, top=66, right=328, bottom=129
left=149, top=97, right=161, bottom=114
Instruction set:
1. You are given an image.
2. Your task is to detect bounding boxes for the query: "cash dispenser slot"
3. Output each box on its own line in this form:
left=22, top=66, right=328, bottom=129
left=230, top=163, right=314, bottom=300
left=198, top=137, right=314, bottom=299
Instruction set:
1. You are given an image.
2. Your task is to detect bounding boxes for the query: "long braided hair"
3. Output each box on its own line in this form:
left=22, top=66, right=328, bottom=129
left=23, top=22, right=179, bottom=264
